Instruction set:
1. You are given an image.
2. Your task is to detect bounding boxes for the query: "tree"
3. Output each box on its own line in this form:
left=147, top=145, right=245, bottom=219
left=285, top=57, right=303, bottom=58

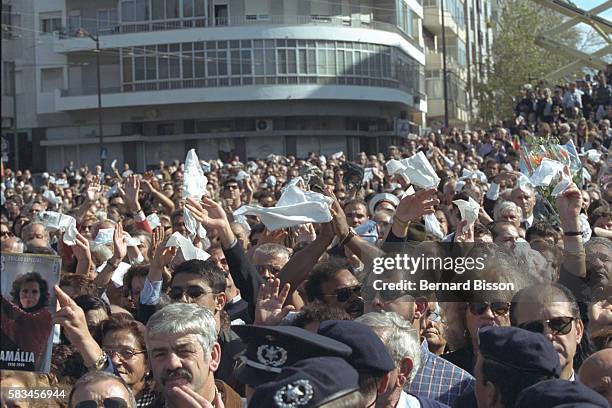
left=474, top=0, right=581, bottom=124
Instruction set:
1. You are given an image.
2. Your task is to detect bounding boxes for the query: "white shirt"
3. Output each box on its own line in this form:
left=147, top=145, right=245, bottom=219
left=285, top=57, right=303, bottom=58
left=398, top=391, right=421, bottom=408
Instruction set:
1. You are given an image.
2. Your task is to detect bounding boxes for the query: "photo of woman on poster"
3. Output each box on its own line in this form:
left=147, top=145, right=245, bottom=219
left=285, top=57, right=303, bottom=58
left=1, top=272, right=54, bottom=372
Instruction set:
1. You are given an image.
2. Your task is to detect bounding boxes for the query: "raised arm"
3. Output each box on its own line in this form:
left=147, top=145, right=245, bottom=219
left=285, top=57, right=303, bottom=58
left=93, top=223, right=128, bottom=291
left=141, top=178, right=175, bottom=214
left=75, top=176, right=100, bottom=224
left=71, top=232, right=96, bottom=279
left=556, top=183, right=586, bottom=278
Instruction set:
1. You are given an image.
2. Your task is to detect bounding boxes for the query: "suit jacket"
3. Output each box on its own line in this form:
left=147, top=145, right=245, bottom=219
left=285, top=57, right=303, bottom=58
left=223, top=242, right=262, bottom=323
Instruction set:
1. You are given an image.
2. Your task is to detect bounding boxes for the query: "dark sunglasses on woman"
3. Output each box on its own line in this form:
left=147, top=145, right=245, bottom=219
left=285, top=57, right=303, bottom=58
left=518, top=316, right=576, bottom=336
left=468, top=302, right=510, bottom=317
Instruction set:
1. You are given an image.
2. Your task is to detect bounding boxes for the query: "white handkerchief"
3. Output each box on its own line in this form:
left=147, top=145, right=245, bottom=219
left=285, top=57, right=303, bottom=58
left=43, top=190, right=59, bottom=205
left=517, top=174, right=535, bottom=193
left=424, top=213, right=444, bottom=239
left=386, top=152, right=440, bottom=189
left=247, top=162, right=258, bottom=173
left=146, top=213, right=161, bottom=230
left=233, top=213, right=252, bottom=232
left=124, top=234, right=141, bottom=247
left=182, top=149, right=207, bottom=239
left=106, top=184, right=119, bottom=198
left=165, top=232, right=210, bottom=261
left=36, top=211, right=78, bottom=245
left=201, top=161, right=212, bottom=173
left=586, top=149, right=602, bottom=163
left=266, top=175, right=277, bottom=187
left=94, top=228, right=115, bottom=246
left=236, top=171, right=249, bottom=181
left=459, top=169, right=487, bottom=184
left=363, top=168, right=374, bottom=184
left=453, top=197, right=480, bottom=234
left=111, top=262, right=132, bottom=288
left=111, top=160, right=117, bottom=170
left=319, top=155, right=327, bottom=164
left=234, top=185, right=333, bottom=231
left=530, top=158, right=565, bottom=187
left=331, top=151, right=343, bottom=160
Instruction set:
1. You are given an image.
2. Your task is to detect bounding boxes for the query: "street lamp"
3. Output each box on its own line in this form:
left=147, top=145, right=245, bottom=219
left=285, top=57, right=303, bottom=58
left=76, top=27, right=105, bottom=172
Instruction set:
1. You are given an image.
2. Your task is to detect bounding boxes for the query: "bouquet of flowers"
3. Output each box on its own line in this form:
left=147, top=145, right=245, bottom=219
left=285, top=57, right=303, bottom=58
left=519, top=135, right=583, bottom=207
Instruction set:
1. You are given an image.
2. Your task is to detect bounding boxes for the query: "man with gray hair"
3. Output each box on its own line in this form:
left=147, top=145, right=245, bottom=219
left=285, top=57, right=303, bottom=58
left=145, top=303, right=241, bottom=408
left=252, top=243, right=291, bottom=279
left=356, top=312, right=449, bottom=408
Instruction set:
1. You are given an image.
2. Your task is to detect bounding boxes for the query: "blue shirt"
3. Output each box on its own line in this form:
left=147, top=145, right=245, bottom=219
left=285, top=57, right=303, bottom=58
left=407, top=341, right=475, bottom=407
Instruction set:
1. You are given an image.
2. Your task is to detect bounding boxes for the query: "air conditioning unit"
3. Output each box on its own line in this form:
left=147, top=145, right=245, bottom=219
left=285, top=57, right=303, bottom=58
left=255, top=119, right=273, bottom=132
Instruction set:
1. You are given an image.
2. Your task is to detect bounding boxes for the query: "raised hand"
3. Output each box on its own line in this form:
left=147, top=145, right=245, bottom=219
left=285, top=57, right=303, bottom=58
left=72, top=232, right=92, bottom=263
left=556, top=183, right=582, bottom=231
left=256, top=228, right=288, bottom=246
left=254, top=278, right=295, bottom=326
left=454, top=220, right=474, bottom=243
left=111, top=222, right=127, bottom=263
left=54, top=286, right=91, bottom=345
left=124, top=175, right=141, bottom=212
left=185, top=197, right=229, bottom=232
left=168, top=385, right=224, bottom=408
left=85, top=176, right=101, bottom=202
left=395, top=189, right=439, bottom=223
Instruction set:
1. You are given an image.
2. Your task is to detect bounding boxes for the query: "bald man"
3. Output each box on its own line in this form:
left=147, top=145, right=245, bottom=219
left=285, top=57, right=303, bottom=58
left=579, top=349, right=612, bottom=406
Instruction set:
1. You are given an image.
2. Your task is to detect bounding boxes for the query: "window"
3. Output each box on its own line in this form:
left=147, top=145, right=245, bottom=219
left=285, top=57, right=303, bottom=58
left=2, top=4, right=12, bottom=39
left=121, top=0, right=148, bottom=22
left=97, top=9, right=118, bottom=33
left=40, top=12, right=62, bottom=34
left=3, top=62, right=15, bottom=96
left=67, top=10, right=81, bottom=34
left=41, top=68, right=64, bottom=92
left=183, top=0, right=206, bottom=17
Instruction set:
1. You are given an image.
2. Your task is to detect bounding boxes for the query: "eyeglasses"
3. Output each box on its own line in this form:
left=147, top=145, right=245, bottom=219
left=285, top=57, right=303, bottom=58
left=255, top=264, right=283, bottom=277
left=425, top=310, right=444, bottom=323
left=103, top=347, right=145, bottom=361
left=168, top=286, right=213, bottom=301
left=324, top=285, right=362, bottom=303
left=224, top=184, right=239, bottom=190
left=468, top=302, right=510, bottom=317
left=74, top=398, right=128, bottom=408
left=518, top=316, right=576, bottom=336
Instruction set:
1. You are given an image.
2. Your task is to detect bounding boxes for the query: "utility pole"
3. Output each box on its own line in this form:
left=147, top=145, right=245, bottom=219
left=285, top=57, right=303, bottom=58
left=10, top=61, right=19, bottom=170
left=77, top=28, right=105, bottom=171
left=440, top=0, right=449, bottom=129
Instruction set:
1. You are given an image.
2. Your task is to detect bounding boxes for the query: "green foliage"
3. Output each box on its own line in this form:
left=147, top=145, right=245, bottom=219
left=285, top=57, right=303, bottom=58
left=475, top=0, right=581, bottom=124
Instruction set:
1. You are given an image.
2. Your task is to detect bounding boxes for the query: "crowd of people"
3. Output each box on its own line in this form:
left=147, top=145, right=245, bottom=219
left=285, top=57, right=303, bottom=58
left=0, top=71, right=611, bottom=408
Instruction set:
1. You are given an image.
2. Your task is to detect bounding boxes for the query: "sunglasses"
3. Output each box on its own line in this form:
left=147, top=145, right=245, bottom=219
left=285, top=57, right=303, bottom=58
left=103, top=347, right=145, bottom=361
left=75, top=398, right=128, bottom=408
left=518, top=316, right=576, bottom=336
left=255, top=264, right=283, bottom=276
left=324, top=285, right=362, bottom=303
left=168, top=286, right=212, bottom=301
left=468, top=302, right=510, bottom=317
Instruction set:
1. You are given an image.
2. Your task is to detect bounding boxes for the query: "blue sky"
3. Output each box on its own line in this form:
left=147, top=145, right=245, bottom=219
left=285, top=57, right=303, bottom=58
left=573, top=0, right=612, bottom=19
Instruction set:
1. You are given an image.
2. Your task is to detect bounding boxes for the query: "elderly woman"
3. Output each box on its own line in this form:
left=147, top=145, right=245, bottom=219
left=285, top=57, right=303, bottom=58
left=1, top=272, right=54, bottom=371
left=99, top=315, right=158, bottom=407
left=440, top=250, right=533, bottom=374
left=493, top=200, right=523, bottom=230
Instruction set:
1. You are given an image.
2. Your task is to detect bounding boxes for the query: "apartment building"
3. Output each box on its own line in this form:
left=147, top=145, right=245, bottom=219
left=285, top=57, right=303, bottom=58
left=1, top=0, right=427, bottom=172
left=422, top=0, right=495, bottom=128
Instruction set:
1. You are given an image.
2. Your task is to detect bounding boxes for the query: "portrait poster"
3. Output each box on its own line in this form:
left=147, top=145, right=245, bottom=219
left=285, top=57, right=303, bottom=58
left=1, top=253, right=61, bottom=373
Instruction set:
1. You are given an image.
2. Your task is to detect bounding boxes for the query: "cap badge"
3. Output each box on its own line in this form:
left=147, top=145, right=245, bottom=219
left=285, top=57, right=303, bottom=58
left=274, top=379, right=314, bottom=407
left=257, top=345, right=288, bottom=368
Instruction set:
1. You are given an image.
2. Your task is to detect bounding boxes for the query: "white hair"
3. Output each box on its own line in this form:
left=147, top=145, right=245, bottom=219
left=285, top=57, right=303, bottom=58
left=355, top=312, right=421, bottom=383
left=493, top=200, right=523, bottom=222
left=253, top=243, right=291, bottom=261
left=146, top=303, right=217, bottom=357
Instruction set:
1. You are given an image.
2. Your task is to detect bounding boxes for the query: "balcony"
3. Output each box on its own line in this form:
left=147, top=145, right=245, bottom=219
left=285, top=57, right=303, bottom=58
left=422, top=0, right=464, bottom=37
left=54, top=14, right=423, bottom=54
left=55, top=78, right=424, bottom=112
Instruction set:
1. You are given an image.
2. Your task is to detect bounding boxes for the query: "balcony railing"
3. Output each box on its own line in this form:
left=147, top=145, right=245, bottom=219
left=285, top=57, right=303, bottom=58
left=58, top=15, right=422, bottom=52
left=58, top=75, right=423, bottom=100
